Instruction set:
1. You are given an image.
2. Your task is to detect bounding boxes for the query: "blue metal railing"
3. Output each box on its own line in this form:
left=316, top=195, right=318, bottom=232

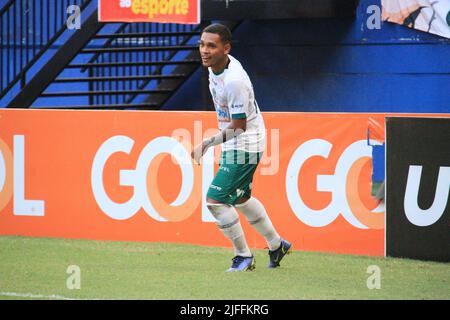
left=0, top=0, right=92, bottom=100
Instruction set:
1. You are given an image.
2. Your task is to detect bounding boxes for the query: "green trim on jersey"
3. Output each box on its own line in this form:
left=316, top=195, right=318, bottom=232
left=206, top=151, right=263, bottom=205
left=231, top=113, right=247, bottom=119
left=212, top=58, right=231, bottom=76
left=212, top=68, right=225, bottom=76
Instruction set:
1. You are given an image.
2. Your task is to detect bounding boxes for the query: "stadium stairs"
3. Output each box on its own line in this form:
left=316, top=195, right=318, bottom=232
left=0, top=0, right=239, bottom=109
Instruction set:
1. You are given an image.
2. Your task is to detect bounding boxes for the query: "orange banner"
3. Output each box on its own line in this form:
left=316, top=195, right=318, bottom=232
left=0, top=110, right=392, bottom=256
left=98, top=0, right=201, bottom=24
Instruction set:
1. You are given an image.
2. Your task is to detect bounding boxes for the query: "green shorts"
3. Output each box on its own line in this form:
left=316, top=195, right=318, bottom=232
left=206, top=150, right=263, bottom=205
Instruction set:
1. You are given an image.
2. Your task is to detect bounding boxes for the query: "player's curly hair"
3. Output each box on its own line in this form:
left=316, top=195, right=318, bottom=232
left=202, top=23, right=232, bottom=44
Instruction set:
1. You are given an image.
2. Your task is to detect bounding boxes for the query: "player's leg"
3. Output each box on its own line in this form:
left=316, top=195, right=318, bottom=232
left=235, top=196, right=281, bottom=251
left=206, top=198, right=252, bottom=259
left=233, top=151, right=281, bottom=250
left=206, top=198, right=255, bottom=272
left=236, top=197, right=292, bottom=268
left=234, top=152, right=292, bottom=268
left=205, top=153, right=255, bottom=272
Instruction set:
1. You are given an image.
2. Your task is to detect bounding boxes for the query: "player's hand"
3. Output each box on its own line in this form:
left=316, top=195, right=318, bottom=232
left=191, top=142, right=209, bottom=165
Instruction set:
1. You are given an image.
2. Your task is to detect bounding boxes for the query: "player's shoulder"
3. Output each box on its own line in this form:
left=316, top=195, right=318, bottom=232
left=227, top=55, right=246, bottom=75
left=224, top=57, right=249, bottom=86
left=223, top=79, right=247, bottom=94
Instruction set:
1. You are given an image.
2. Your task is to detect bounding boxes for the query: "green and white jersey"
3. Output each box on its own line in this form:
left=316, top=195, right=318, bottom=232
left=208, top=55, right=266, bottom=153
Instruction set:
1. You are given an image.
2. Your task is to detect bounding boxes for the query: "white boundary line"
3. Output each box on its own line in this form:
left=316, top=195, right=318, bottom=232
left=0, top=291, right=77, bottom=300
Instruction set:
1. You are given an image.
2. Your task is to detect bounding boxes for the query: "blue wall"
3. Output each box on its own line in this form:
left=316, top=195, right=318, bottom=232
left=164, top=0, right=450, bottom=113
left=1, top=0, right=449, bottom=111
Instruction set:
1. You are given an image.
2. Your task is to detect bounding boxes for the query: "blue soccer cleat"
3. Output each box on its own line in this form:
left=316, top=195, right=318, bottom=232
left=226, top=256, right=256, bottom=272
left=268, top=239, right=292, bottom=268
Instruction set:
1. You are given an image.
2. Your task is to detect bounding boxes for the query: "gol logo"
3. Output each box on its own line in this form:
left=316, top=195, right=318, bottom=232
left=0, top=136, right=45, bottom=216
left=286, top=139, right=384, bottom=230
left=91, top=135, right=214, bottom=222
left=94, top=136, right=384, bottom=230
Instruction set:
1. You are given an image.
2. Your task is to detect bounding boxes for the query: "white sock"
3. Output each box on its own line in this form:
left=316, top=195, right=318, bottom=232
left=207, top=203, right=252, bottom=257
left=236, top=197, right=282, bottom=251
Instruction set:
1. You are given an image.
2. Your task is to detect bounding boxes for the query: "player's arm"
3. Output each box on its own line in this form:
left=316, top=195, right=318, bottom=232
left=202, top=117, right=247, bottom=152
left=191, top=80, right=248, bottom=164
left=191, top=118, right=246, bottom=164
left=205, top=118, right=246, bottom=146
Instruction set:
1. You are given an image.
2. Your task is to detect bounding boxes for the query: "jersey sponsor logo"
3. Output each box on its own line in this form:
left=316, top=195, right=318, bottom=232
left=236, top=189, right=245, bottom=198
left=231, top=104, right=244, bottom=110
left=210, top=184, right=222, bottom=191
left=216, top=106, right=231, bottom=122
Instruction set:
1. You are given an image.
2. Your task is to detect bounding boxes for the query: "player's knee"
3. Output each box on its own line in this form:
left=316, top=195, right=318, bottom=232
left=206, top=202, right=238, bottom=224
left=206, top=196, right=222, bottom=204
left=206, top=202, right=227, bottom=217
left=235, top=197, right=266, bottom=222
left=206, top=197, right=224, bottom=212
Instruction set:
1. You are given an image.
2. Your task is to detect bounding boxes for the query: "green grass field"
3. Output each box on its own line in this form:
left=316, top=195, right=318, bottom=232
left=0, top=236, right=448, bottom=300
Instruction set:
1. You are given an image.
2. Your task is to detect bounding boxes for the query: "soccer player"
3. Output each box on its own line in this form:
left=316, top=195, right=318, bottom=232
left=191, top=23, right=292, bottom=272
